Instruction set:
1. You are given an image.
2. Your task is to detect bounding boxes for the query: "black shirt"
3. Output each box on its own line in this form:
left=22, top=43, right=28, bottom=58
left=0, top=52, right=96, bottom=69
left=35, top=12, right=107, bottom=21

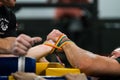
left=0, top=6, right=17, bottom=38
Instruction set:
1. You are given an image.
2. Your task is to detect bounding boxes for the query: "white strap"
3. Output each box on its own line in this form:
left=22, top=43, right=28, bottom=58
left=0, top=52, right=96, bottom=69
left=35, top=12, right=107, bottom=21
left=18, top=56, right=25, bottom=72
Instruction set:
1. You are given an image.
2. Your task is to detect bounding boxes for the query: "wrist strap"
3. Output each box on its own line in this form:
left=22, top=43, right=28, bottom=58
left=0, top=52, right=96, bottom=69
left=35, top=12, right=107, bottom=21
left=59, top=40, right=74, bottom=48
left=43, top=41, right=62, bottom=54
left=44, top=34, right=73, bottom=54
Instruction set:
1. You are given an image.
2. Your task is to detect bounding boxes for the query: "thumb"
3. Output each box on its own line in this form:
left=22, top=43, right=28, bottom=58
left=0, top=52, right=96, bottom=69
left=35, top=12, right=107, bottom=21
left=32, top=37, right=42, bottom=44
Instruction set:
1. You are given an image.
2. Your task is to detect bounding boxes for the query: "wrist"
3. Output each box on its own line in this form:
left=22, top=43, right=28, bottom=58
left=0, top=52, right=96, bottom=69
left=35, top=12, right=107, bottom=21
left=44, top=34, right=73, bottom=54
left=60, top=41, right=74, bottom=48
left=43, top=40, right=62, bottom=54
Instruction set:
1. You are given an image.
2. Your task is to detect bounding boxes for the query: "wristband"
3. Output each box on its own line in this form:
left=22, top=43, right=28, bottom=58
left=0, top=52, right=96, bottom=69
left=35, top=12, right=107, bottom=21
left=44, top=34, right=73, bottom=54
left=43, top=34, right=65, bottom=54
left=44, top=41, right=62, bottom=54
left=59, top=40, right=74, bottom=48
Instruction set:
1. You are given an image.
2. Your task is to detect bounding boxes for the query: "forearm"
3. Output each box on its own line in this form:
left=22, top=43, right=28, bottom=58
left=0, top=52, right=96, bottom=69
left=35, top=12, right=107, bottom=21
left=46, top=29, right=120, bottom=76
left=26, top=44, right=52, bottom=61
left=0, top=37, right=16, bottom=54
left=62, top=43, right=94, bottom=71
left=62, top=43, right=120, bottom=76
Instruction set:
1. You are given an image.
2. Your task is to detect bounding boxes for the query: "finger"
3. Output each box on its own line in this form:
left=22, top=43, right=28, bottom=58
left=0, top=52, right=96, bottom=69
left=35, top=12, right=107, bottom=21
left=47, top=29, right=63, bottom=41
left=16, top=72, right=26, bottom=75
left=17, top=34, right=34, bottom=46
left=13, top=41, right=28, bottom=52
left=12, top=40, right=30, bottom=56
left=64, top=74, right=73, bottom=80
left=11, top=72, right=22, bottom=80
left=32, top=37, right=42, bottom=44
left=16, top=36, right=33, bottom=49
left=12, top=47, right=27, bottom=56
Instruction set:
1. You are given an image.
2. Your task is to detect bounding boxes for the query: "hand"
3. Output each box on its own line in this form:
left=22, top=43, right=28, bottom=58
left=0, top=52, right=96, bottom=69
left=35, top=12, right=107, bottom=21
left=11, top=72, right=45, bottom=80
left=11, top=34, right=42, bottom=56
left=47, top=29, right=64, bottom=43
left=64, top=73, right=87, bottom=80
left=111, top=48, right=120, bottom=59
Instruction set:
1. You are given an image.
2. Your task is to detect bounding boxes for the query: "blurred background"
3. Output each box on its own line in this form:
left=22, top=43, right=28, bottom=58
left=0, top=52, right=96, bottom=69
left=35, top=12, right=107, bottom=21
left=14, top=0, right=120, bottom=67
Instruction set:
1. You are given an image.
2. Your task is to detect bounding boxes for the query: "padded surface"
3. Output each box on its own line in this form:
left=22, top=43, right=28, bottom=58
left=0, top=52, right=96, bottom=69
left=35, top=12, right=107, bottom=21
left=0, top=57, right=36, bottom=76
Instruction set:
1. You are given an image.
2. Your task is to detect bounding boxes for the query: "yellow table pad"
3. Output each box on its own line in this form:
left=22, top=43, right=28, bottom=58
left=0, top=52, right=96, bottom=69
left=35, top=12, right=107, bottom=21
left=36, top=62, right=64, bottom=75
left=8, top=63, right=78, bottom=80
left=9, top=76, right=14, bottom=80
left=46, top=68, right=80, bottom=76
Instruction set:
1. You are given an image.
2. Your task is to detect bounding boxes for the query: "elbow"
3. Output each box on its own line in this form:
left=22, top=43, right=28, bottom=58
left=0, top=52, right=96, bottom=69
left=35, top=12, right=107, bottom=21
left=73, top=60, right=94, bottom=76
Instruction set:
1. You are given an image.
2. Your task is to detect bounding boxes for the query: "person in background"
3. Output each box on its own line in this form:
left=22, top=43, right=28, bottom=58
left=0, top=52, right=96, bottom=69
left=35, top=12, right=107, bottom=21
left=47, top=0, right=93, bottom=66
left=0, top=0, right=52, bottom=62
left=0, top=0, right=40, bottom=56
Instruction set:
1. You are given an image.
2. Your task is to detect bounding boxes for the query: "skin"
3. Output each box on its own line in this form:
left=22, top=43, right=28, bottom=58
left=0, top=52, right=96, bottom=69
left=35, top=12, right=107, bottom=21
left=64, top=73, right=87, bottom=80
left=0, top=0, right=31, bottom=56
left=0, top=0, right=17, bottom=55
left=0, top=0, right=53, bottom=63
left=46, top=29, right=120, bottom=76
left=48, top=0, right=89, bottom=20
left=11, top=34, right=42, bottom=56
left=26, top=40, right=54, bottom=61
left=0, top=34, right=42, bottom=56
left=12, top=29, right=120, bottom=80
left=2, top=0, right=120, bottom=79
left=0, top=33, right=54, bottom=62
left=11, top=72, right=45, bottom=80
left=111, top=48, right=120, bottom=59
left=0, top=0, right=16, bottom=7
left=12, top=72, right=87, bottom=80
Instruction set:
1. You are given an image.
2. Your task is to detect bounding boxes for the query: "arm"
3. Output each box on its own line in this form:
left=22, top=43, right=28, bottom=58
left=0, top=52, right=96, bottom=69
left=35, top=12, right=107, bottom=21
left=0, top=34, right=42, bottom=56
left=26, top=44, right=52, bottom=61
left=62, top=42, right=120, bottom=76
left=11, top=34, right=42, bottom=56
left=0, top=34, right=50, bottom=62
left=26, top=40, right=54, bottom=62
left=47, top=29, right=120, bottom=76
left=0, top=37, right=16, bottom=54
